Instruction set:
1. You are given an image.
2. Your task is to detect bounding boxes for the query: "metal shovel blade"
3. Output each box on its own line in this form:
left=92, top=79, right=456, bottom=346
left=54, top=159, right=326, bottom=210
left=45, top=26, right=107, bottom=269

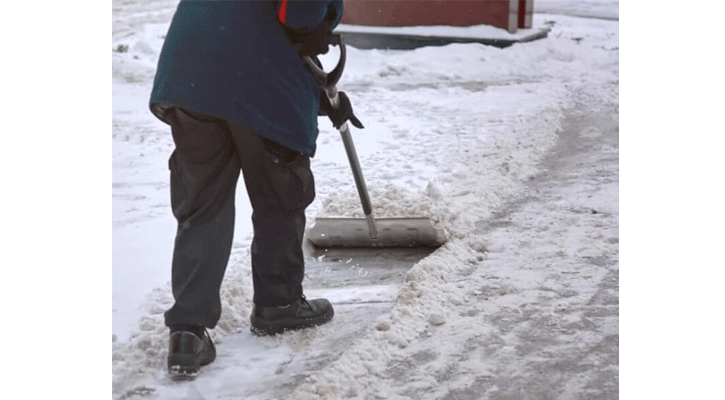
left=307, top=217, right=446, bottom=248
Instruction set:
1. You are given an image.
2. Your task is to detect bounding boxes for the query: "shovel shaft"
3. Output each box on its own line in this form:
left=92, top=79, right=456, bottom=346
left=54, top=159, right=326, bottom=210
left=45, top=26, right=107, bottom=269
left=301, top=36, right=446, bottom=249
left=303, top=36, right=379, bottom=241
left=336, top=118, right=378, bottom=240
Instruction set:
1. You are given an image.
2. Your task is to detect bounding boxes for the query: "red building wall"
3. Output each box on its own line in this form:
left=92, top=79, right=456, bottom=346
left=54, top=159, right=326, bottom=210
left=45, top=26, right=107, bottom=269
left=340, top=0, right=533, bottom=33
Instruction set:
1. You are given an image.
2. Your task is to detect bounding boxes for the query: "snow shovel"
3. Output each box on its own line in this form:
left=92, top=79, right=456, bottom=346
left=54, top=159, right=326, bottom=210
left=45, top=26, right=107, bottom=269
left=302, top=35, right=446, bottom=248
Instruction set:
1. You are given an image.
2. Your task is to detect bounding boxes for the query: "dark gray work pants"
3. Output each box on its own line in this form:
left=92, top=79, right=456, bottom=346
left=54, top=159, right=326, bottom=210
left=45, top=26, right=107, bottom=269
left=163, top=108, right=315, bottom=329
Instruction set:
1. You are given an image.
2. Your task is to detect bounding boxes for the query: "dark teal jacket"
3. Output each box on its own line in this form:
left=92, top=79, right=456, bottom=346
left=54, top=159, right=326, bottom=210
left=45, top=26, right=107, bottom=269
left=149, top=0, right=343, bottom=157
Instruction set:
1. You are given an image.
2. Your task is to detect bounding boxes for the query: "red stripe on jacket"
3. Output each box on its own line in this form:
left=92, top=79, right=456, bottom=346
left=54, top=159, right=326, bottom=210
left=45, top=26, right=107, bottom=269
left=278, top=0, right=288, bottom=24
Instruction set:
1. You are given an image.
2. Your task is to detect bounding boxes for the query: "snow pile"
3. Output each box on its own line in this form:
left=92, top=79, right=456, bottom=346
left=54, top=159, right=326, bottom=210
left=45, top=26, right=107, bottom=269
left=293, top=238, right=489, bottom=399
left=313, top=103, right=566, bottom=240
left=112, top=250, right=255, bottom=394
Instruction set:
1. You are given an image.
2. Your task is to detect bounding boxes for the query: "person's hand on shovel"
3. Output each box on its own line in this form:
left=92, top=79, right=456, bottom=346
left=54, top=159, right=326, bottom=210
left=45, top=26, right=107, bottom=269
left=288, top=25, right=363, bottom=131
left=319, top=91, right=364, bottom=129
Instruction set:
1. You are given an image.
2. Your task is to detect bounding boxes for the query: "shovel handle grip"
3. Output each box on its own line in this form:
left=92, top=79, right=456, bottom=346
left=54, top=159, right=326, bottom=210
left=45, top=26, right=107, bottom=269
left=302, top=34, right=346, bottom=89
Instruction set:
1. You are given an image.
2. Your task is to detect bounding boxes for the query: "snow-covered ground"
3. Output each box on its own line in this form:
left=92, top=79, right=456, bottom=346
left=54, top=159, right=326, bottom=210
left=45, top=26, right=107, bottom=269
left=108, top=1, right=621, bottom=399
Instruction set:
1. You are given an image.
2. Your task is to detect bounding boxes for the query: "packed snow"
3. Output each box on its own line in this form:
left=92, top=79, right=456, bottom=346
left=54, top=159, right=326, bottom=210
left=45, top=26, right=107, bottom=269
left=112, top=1, right=620, bottom=399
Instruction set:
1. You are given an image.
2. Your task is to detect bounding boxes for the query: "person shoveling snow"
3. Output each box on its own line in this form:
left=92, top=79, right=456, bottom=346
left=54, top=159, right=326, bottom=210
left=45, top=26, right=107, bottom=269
left=147, top=0, right=363, bottom=377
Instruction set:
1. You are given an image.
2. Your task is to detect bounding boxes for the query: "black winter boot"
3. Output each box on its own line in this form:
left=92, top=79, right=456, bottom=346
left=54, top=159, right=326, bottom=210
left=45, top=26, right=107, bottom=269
left=250, top=296, right=334, bottom=336
left=167, top=328, right=216, bottom=377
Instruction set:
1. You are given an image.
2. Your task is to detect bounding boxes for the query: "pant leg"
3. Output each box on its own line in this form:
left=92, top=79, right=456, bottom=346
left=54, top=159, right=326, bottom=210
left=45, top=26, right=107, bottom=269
left=164, top=108, right=241, bottom=329
left=227, top=121, right=315, bottom=307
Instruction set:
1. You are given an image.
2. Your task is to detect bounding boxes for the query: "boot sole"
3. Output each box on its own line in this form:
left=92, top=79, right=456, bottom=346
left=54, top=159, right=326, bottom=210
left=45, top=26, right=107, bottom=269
left=168, top=364, right=200, bottom=379
left=167, top=351, right=215, bottom=377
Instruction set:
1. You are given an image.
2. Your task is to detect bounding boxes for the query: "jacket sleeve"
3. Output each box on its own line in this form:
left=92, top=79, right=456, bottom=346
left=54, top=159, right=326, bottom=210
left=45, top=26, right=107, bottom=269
left=275, top=0, right=344, bottom=31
